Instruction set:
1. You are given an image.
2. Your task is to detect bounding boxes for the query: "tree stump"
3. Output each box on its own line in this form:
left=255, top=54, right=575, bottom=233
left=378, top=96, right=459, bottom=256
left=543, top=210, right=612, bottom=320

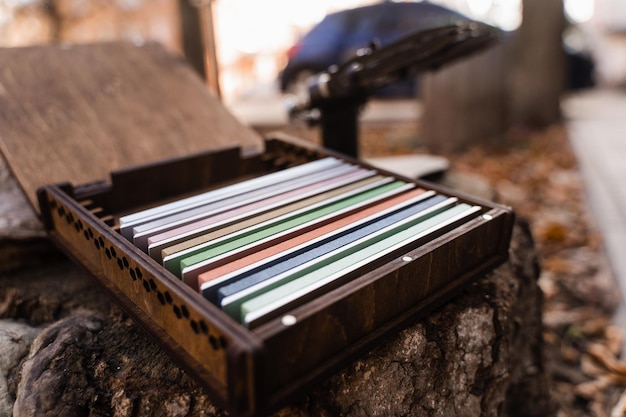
left=0, top=158, right=554, bottom=417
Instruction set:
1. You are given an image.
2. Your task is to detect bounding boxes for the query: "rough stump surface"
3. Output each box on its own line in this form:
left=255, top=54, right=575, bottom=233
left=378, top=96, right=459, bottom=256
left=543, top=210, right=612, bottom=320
left=0, top=214, right=553, bottom=417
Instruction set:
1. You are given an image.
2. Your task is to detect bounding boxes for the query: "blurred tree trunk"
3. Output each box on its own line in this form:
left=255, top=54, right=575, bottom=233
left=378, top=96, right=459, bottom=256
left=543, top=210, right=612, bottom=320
left=420, top=44, right=509, bottom=153
left=421, top=0, right=565, bottom=152
left=509, top=0, right=566, bottom=127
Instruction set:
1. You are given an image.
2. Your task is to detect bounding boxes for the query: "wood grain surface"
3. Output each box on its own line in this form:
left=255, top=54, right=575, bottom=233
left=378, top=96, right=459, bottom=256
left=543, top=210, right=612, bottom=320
left=0, top=42, right=263, bottom=211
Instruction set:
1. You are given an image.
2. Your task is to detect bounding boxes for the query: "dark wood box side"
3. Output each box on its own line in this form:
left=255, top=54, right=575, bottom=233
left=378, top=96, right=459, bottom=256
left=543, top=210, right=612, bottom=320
left=253, top=208, right=513, bottom=407
left=66, top=138, right=331, bottom=221
left=66, top=146, right=281, bottom=217
left=37, top=185, right=265, bottom=416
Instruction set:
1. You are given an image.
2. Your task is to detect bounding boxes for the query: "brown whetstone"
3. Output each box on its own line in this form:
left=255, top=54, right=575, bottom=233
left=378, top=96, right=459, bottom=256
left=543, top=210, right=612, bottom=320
left=0, top=42, right=263, bottom=212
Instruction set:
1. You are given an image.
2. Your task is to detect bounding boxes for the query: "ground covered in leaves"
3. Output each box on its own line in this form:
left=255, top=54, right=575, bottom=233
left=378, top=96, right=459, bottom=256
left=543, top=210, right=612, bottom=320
left=439, top=126, right=625, bottom=417
left=265, top=119, right=626, bottom=417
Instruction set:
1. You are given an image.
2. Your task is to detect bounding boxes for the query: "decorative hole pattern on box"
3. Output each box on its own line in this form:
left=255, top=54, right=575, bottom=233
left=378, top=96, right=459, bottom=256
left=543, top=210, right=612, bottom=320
left=55, top=196, right=232, bottom=354
left=44, top=194, right=231, bottom=381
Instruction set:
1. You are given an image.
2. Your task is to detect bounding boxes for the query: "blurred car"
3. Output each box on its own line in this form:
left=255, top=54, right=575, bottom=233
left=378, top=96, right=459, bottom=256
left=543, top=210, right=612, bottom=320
left=278, top=1, right=471, bottom=98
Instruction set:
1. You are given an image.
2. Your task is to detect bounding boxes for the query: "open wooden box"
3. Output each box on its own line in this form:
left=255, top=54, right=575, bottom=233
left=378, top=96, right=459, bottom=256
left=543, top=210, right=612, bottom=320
left=0, top=42, right=514, bottom=416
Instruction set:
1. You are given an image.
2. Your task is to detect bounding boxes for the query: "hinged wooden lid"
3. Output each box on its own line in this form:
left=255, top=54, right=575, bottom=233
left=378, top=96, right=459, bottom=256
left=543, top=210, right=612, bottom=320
left=0, top=41, right=263, bottom=212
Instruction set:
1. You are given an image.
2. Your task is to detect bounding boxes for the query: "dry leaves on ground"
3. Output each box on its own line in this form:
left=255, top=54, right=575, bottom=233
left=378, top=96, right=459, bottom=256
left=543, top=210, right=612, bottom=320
left=444, top=125, right=624, bottom=417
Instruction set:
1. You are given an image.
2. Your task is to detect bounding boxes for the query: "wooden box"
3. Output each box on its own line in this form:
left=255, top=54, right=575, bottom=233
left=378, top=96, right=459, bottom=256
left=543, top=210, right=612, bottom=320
left=0, top=42, right=513, bottom=416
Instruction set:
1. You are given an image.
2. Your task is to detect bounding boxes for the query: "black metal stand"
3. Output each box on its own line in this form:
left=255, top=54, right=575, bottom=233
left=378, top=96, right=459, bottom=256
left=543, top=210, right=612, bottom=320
left=318, top=99, right=364, bottom=158
left=293, top=23, right=499, bottom=159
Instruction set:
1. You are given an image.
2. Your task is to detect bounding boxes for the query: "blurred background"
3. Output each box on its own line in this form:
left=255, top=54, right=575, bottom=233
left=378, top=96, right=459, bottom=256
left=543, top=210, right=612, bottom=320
left=0, top=0, right=619, bottom=154
left=0, top=0, right=623, bottom=101
left=2, top=1, right=626, bottom=414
